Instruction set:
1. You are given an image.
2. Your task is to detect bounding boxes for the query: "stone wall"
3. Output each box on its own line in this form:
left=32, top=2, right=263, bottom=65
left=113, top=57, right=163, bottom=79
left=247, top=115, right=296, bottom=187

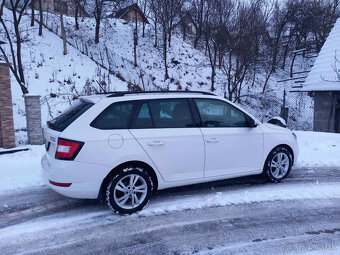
left=0, top=63, right=16, bottom=148
left=24, top=95, right=44, bottom=145
left=313, top=91, right=340, bottom=133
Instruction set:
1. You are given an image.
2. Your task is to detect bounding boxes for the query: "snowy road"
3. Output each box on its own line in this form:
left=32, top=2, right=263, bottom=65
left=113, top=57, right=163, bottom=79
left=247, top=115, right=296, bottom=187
left=0, top=166, right=340, bottom=255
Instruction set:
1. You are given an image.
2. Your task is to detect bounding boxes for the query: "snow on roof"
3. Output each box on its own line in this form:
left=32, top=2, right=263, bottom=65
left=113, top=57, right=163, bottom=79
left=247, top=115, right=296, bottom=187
left=296, top=18, right=340, bottom=92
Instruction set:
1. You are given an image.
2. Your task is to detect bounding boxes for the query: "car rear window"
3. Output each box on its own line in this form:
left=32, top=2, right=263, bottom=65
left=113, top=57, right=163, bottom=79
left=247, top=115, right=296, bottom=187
left=48, top=100, right=94, bottom=132
left=90, top=101, right=135, bottom=129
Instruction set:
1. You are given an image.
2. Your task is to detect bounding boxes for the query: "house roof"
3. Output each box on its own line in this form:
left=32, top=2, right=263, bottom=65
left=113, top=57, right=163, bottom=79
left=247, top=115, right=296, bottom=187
left=294, top=18, right=340, bottom=92
left=113, top=3, right=149, bottom=24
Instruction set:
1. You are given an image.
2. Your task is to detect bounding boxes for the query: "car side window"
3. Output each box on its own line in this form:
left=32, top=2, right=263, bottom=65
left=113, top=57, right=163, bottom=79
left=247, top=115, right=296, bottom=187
left=131, top=102, right=153, bottom=129
left=90, top=101, right=135, bottom=129
left=145, top=99, right=194, bottom=128
left=194, top=99, right=248, bottom=128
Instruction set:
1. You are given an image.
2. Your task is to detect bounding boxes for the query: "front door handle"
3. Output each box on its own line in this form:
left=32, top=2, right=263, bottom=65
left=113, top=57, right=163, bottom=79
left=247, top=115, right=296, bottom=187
left=205, top=138, right=219, bottom=143
left=147, top=141, right=165, bottom=146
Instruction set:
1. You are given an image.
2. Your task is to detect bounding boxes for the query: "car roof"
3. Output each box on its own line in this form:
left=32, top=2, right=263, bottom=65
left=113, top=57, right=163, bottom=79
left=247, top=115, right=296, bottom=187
left=106, top=91, right=217, bottom=97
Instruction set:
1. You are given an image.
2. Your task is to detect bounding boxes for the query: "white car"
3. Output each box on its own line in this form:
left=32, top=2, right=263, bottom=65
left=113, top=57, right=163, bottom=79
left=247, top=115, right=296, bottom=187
left=41, top=91, right=298, bottom=214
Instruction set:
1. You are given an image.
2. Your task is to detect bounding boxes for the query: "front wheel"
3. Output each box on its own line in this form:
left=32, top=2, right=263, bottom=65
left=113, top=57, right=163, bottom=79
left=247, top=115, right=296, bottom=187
left=106, top=167, right=153, bottom=214
left=264, top=147, right=292, bottom=183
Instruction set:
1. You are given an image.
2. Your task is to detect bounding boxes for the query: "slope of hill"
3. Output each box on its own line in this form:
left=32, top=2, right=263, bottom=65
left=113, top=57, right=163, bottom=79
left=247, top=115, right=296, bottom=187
left=2, top=9, right=314, bottom=145
left=42, top=12, right=314, bottom=130
left=1, top=9, right=127, bottom=143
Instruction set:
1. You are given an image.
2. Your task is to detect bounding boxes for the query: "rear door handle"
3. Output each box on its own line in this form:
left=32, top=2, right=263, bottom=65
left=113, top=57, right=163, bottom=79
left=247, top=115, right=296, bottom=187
left=147, top=141, right=165, bottom=146
left=205, top=138, right=219, bottom=143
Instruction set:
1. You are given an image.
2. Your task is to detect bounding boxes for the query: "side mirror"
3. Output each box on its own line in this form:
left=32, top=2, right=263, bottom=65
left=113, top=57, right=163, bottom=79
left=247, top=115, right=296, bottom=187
left=247, top=117, right=258, bottom=128
left=268, top=117, right=287, bottom=128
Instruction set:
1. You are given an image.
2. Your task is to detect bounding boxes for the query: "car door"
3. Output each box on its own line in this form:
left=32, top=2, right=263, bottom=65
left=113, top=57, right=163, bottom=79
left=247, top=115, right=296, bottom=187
left=194, top=98, right=264, bottom=178
left=129, top=98, right=205, bottom=182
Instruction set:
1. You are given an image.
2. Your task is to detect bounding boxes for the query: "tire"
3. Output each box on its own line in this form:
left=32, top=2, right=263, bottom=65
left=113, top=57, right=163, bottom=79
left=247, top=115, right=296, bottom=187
left=106, top=167, right=153, bottom=214
left=263, top=147, right=293, bottom=183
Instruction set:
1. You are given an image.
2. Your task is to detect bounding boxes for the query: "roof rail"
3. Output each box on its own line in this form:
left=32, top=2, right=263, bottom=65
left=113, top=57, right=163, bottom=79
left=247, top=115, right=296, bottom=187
left=106, top=91, right=216, bottom=97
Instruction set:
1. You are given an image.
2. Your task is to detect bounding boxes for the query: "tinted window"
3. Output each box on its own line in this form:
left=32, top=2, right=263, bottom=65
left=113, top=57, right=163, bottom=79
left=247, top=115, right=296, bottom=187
left=91, top=101, right=135, bottom=129
left=194, top=99, right=248, bottom=127
left=132, top=103, right=153, bottom=129
left=48, top=100, right=94, bottom=132
left=146, top=99, right=194, bottom=128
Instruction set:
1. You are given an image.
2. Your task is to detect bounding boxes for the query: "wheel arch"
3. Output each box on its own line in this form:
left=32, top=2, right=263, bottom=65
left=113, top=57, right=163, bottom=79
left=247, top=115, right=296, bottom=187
left=97, top=160, right=159, bottom=202
left=265, top=144, right=295, bottom=167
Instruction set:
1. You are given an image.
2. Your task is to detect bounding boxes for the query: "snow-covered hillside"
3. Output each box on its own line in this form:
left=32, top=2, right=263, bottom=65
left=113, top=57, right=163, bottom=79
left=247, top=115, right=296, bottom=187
left=41, top=12, right=314, bottom=130
left=1, top=9, right=127, bottom=143
left=2, top=8, right=314, bottom=144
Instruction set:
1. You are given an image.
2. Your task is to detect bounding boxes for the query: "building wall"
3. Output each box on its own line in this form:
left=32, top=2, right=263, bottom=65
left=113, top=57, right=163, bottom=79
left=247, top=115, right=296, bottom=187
left=313, top=92, right=340, bottom=133
left=123, top=10, right=145, bottom=23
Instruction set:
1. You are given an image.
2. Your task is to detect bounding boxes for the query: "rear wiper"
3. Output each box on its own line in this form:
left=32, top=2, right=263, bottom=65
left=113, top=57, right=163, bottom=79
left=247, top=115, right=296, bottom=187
left=47, top=121, right=58, bottom=130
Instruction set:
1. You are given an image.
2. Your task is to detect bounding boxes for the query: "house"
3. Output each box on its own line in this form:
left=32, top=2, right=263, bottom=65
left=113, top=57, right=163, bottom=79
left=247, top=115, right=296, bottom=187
left=292, top=18, right=340, bottom=133
left=110, top=3, right=149, bottom=24
left=173, top=11, right=197, bottom=39
left=32, top=0, right=89, bottom=17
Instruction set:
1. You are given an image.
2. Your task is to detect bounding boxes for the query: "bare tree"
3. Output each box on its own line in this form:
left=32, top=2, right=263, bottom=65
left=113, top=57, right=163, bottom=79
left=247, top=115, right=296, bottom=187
left=60, top=13, right=67, bottom=55
left=30, top=0, right=34, bottom=26
left=190, top=0, right=207, bottom=49
left=149, top=0, right=183, bottom=80
left=74, top=0, right=86, bottom=30
left=38, top=0, right=42, bottom=35
left=93, top=0, right=123, bottom=44
left=0, top=0, right=30, bottom=94
left=133, top=7, right=138, bottom=67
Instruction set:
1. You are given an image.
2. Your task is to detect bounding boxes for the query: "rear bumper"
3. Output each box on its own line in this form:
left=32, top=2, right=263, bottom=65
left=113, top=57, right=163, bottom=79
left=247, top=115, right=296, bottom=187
left=41, top=153, right=111, bottom=199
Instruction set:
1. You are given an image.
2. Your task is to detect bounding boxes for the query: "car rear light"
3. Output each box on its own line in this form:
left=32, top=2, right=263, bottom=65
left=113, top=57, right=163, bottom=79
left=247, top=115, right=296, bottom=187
left=49, top=180, right=72, bottom=187
left=55, top=138, right=84, bottom=160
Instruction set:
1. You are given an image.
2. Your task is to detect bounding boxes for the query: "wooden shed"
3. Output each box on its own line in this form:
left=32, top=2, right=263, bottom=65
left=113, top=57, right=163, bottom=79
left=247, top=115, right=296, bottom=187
left=111, top=3, right=149, bottom=24
left=293, top=18, right=340, bottom=133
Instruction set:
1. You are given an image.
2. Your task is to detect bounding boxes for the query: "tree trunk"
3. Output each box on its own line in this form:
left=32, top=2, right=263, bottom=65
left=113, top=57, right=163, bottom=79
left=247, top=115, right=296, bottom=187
left=133, top=10, right=138, bottom=67
left=14, top=19, right=28, bottom=94
left=154, top=21, right=158, bottom=47
left=75, top=4, right=79, bottom=30
left=60, top=14, right=67, bottom=55
left=94, top=17, right=100, bottom=44
left=211, top=65, right=215, bottom=92
left=262, top=69, right=273, bottom=94
left=31, top=0, right=35, bottom=27
left=142, top=22, right=145, bottom=37
left=38, top=0, right=43, bottom=36
left=228, top=52, right=232, bottom=101
left=163, top=31, right=169, bottom=80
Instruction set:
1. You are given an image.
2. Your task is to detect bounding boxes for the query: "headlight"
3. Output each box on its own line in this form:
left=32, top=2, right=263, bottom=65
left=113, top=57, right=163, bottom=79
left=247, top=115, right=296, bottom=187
left=292, top=132, right=297, bottom=141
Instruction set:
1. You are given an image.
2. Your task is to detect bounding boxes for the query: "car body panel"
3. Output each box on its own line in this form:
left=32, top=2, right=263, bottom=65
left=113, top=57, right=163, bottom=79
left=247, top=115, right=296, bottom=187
left=41, top=93, right=299, bottom=199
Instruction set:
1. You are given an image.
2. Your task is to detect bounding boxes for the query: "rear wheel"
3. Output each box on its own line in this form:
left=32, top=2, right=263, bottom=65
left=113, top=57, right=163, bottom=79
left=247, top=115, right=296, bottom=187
left=106, top=167, right=153, bottom=214
left=264, top=147, right=292, bottom=183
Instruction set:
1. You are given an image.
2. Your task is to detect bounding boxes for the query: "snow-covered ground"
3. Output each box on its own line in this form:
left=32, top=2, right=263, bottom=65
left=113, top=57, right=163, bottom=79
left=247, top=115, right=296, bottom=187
left=0, top=146, right=45, bottom=193
left=140, top=182, right=340, bottom=216
left=295, top=131, right=340, bottom=167
left=1, top=131, right=339, bottom=195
